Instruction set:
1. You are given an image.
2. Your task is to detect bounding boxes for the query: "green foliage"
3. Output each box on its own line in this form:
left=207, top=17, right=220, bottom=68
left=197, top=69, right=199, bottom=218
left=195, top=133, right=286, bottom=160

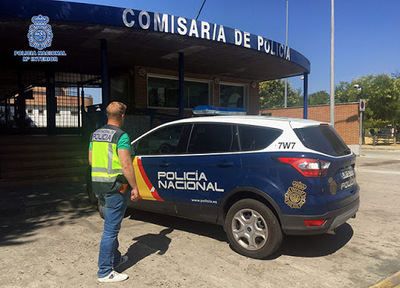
left=309, top=90, right=329, bottom=105
left=259, top=73, right=400, bottom=128
left=333, top=74, right=400, bottom=128
left=259, top=80, right=302, bottom=109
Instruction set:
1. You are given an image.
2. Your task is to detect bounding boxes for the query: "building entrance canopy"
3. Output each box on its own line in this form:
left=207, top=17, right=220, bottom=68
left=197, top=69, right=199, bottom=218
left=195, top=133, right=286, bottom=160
left=0, top=0, right=310, bottom=98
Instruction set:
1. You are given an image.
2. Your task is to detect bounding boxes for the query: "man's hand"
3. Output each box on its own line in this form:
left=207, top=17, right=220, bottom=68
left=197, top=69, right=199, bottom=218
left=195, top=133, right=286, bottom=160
left=130, top=187, right=139, bottom=201
left=118, top=149, right=139, bottom=200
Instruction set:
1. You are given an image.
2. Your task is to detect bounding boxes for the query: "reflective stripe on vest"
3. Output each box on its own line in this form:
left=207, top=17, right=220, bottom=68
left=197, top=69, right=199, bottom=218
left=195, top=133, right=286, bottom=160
left=91, top=128, right=123, bottom=183
left=91, top=175, right=118, bottom=183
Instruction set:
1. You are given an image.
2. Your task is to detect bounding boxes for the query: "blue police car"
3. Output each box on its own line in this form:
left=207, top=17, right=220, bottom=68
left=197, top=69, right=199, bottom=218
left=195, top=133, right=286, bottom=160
left=128, top=116, right=359, bottom=258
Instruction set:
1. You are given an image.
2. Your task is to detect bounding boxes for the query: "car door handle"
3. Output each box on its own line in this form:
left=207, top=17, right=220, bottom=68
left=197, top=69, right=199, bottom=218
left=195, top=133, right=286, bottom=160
left=217, top=161, right=234, bottom=168
left=160, top=162, right=170, bottom=167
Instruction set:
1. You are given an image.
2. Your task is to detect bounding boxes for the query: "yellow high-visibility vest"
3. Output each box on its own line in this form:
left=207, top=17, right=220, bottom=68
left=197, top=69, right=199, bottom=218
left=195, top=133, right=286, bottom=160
left=91, top=125, right=125, bottom=184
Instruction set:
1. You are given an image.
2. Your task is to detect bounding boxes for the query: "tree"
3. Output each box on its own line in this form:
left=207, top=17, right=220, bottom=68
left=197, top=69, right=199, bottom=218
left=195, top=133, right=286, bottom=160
left=259, top=80, right=302, bottom=109
left=333, top=74, right=400, bottom=128
left=309, top=90, right=329, bottom=105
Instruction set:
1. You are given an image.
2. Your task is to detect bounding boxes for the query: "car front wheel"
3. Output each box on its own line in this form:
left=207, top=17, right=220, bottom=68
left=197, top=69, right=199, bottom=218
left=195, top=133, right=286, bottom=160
left=224, top=199, right=283, bottom=259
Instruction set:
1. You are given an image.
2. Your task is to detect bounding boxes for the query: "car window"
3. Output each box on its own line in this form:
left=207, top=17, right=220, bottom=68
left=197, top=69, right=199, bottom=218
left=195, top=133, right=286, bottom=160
left=238, top=125, right=283, bottom=151
left=188, top=123, right=239, bottom=154
left=293, top=124, right=351, bottom=156
left=135, top=124, right=191, bottom=155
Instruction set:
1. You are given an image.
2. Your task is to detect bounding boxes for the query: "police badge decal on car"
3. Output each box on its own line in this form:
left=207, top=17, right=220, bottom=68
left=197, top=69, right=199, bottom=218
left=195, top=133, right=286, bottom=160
left=284, top=181, right=307, bottom=209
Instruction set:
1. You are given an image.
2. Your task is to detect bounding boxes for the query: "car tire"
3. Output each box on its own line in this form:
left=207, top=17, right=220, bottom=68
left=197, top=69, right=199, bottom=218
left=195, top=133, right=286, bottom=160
left=224, top=199, right=283, bottom=259
left=98, top=200, right=104, bottom=219
left=87, top=182, right=97, bottom=205
left=86, top=166, right=97, bottom=205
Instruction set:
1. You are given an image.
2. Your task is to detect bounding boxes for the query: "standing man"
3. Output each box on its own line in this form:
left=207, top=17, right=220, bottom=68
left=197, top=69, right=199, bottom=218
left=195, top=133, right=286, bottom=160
left=88, top=101, right=139, bottom=283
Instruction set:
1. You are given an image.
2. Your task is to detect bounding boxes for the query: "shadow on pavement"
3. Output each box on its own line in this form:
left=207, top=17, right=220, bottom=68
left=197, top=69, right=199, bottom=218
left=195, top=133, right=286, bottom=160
left=267, top=223, right=354, bottom=259
left=128, top=210, right=227, bottom=242
left=118, top=227, right=173, bottom=272
left=0, top=182, right=96, bottom=247
left=127, top=210, right=354, bottom=260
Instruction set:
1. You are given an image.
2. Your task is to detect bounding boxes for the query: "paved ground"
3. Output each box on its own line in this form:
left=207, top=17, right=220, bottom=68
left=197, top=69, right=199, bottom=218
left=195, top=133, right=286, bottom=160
left=1, top=150, right=399, bottom=288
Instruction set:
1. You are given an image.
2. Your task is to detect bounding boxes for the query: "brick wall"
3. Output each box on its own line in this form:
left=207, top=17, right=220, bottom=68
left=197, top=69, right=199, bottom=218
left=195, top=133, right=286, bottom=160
left=14, top=87, right=93, bottom=107
left=261, top=103, right=360, bottom=144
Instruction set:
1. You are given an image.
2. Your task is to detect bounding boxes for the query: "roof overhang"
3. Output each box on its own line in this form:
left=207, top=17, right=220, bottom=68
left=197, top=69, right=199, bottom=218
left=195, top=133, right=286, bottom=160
left=0, top=0, right=311, bottom=97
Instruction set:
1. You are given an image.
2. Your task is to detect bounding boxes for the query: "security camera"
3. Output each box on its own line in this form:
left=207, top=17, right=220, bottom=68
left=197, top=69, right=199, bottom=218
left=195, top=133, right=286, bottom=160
left=353, top=84, right=360, bottom=89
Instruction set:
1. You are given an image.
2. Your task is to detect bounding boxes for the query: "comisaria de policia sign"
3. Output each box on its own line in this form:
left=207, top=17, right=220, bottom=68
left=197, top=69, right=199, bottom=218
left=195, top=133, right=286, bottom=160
left=122, top=9, right=291, bottom=61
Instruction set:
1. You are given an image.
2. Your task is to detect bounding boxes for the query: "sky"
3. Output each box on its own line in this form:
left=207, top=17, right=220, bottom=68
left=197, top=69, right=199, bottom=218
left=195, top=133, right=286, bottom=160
left=62, top=0, right=400, bottom=95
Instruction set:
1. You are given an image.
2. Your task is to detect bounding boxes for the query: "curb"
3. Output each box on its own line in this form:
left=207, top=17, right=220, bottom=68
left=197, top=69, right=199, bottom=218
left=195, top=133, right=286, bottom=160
left=362, top=145, right=400, bottom=151
left=370, top=271, right=400, bottom=288
left=362, top=149, right=400, bottom=152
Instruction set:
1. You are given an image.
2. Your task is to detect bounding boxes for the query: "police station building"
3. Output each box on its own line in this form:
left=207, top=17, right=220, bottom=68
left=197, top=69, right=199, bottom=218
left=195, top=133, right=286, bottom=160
left=0, top=0, right=310, bottom=136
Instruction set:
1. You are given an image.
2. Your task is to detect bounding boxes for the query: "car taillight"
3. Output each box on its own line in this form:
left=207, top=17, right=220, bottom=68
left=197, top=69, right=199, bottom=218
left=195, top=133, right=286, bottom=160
left=277, top=157, right=331, bottom=177
left=304, top=219, right=326, bottom=227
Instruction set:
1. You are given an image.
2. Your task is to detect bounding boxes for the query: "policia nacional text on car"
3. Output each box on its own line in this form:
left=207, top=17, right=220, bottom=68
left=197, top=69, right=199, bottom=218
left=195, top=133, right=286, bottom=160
left=88, top=101, right=139, bottom=283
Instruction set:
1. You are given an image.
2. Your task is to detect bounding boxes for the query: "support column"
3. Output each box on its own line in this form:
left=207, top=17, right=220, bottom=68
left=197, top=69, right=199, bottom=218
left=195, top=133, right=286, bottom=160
left=80, top=87, right=87, bottom=138
left=80, top=87, right=85, bottom=116
left=303, top=73, right=308, bottom=119
left=46, top=70, right=56, bottom=134
left=100, top=39, right=110, bottom=108
left=178, top=52, right=185, bottom=118
left=16, top=71, right=26, bottom=130
left=77, top=85, right=81, bottom=129
left=5, top=98, right=9, bottom=127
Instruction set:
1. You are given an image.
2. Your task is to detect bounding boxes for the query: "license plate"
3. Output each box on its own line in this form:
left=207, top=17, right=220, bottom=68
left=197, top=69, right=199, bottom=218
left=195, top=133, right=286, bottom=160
left=340, top=168, right=355, bottom=179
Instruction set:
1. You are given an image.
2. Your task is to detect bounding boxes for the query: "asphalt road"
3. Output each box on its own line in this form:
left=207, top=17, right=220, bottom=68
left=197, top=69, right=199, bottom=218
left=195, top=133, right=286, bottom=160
left=0, top=150, right=399, bottom=288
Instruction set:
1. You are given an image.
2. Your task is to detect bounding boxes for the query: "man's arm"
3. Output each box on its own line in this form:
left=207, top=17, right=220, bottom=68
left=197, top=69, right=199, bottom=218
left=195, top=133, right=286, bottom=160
left=118, top=149, right=139, bottom=200
left=88, top=140, right=92, bottom=166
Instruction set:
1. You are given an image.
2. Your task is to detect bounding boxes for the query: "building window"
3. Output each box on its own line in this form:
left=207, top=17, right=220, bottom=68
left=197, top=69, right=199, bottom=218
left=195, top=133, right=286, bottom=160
left=220, top=84, right=245, bottom=108
left=111, top=74, right=129, bottom=103
left=148, top=76, right=209, bottom=108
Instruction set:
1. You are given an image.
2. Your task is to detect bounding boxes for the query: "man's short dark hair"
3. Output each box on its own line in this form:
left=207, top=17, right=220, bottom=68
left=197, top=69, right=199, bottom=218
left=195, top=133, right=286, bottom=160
left=106, top=102, right=127, bottom=119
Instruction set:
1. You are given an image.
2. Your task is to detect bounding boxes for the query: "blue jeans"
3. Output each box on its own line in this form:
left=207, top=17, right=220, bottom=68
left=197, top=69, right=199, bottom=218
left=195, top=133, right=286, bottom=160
left=97, top=188, right=129, bottom=277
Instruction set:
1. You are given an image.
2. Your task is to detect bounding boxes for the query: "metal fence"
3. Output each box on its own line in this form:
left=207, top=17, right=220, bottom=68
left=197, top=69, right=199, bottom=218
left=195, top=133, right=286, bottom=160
left=0, top=71, right=101, bottom=133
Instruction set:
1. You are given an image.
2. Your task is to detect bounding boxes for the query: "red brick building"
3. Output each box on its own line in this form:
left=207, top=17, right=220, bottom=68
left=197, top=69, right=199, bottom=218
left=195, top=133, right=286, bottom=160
left=261, top=102, right=360, bottom=145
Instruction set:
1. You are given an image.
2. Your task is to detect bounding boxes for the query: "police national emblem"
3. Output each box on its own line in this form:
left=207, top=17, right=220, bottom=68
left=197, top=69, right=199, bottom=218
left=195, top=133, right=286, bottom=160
left=284, top=181, right=307, bottom=209
left=328, top=177, right=338, bottom=195
left=27, top=15, right=53, bottom=50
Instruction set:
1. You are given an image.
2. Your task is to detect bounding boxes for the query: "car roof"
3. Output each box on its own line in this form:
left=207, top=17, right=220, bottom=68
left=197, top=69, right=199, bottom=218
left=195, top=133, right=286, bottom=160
left=164, top=115, right=324, bottom=129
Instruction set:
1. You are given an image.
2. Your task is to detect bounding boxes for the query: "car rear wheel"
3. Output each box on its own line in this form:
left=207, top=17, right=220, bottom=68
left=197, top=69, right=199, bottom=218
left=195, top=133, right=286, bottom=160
left=224, top=199, right=282, bottom=259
